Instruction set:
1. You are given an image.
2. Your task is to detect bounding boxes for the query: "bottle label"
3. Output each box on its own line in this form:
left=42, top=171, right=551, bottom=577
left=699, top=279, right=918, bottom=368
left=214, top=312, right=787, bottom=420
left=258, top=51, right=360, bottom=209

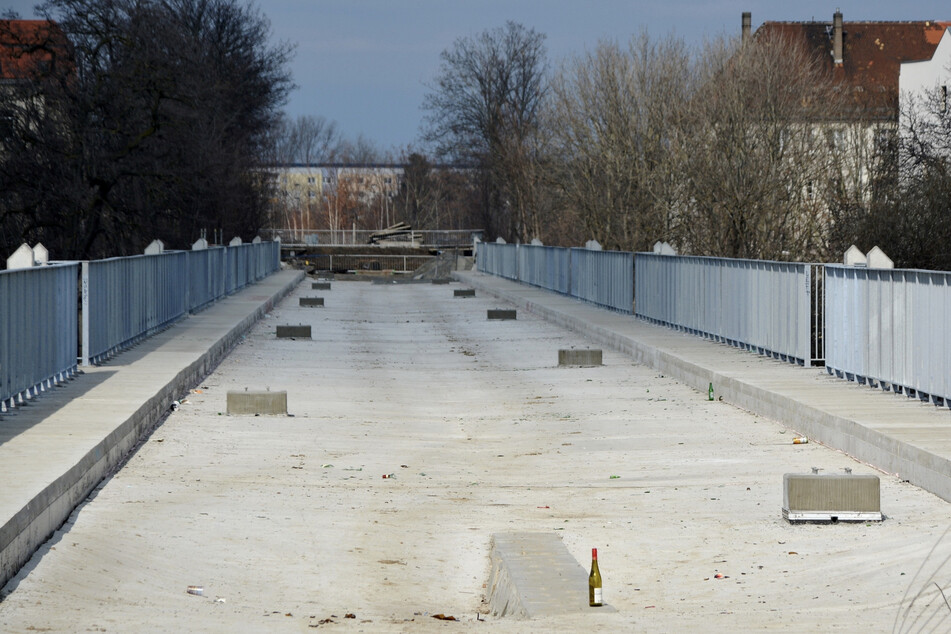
left=593, top=587, right=602, bottom=604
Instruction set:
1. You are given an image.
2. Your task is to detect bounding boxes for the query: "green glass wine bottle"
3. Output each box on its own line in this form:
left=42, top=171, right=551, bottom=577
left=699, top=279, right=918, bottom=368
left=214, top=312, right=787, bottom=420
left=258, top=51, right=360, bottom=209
left=589, top=548, right=603, bottom=606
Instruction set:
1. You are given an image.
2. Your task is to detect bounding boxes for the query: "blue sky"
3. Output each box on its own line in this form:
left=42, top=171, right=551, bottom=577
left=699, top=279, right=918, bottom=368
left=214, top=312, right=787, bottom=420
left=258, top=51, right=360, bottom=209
left=5, top=1, right=951, bottom=153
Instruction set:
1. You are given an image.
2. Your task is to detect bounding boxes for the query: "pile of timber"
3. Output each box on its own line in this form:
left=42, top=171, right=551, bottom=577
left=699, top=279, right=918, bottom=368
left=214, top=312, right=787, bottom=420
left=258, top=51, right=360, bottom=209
left=368, top=222, right=419, bottom=246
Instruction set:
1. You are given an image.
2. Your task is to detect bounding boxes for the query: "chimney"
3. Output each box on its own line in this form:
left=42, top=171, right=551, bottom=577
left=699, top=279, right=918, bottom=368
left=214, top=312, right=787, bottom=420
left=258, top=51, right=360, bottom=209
left=742, top=12, right=751, bottom=45
left=833, top=10, right=843, bottom=65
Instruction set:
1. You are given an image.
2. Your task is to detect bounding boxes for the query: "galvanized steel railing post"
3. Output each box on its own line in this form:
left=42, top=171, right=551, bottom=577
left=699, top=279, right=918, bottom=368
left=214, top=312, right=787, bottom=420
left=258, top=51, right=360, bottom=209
left=81, top=260, right=90, bottom=367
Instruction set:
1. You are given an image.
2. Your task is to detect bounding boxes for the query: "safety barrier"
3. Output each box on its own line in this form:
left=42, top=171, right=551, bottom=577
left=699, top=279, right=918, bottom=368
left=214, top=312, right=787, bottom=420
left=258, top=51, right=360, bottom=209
left=82, top=241, right=280, bottom=365
left=477, top=242, right=633, bottom=313
left=0, top=263, right=79, bottom=411
left=825, top=265, right=951, bottom=406
left=635, top=254, right=821, bottom=367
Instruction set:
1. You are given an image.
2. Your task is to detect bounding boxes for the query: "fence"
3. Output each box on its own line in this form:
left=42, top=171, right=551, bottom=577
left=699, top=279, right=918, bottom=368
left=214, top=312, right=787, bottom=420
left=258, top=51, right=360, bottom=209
left=82, top=241, right=280, bottom=365
left=477, top=242, right=634, bottom=313
left=572, top=248, right=634, bottom=313
left=825, top=265, right=951, bottom=405
left=265, top=228, right=481, bottom=248
left=301, top=253, right=433, bottom=273
left=0, top=263, right=79, bottom=411
left=0, top=241, right=279, bottom=407
left=635, top=254, right=822, bottom=367
left=478, top=242, right=518, bottom=280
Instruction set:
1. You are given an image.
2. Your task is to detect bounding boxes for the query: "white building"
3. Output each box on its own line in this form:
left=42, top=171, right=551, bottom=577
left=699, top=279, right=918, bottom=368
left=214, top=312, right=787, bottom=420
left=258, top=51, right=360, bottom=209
left=899, top=26, right=951, bottom=161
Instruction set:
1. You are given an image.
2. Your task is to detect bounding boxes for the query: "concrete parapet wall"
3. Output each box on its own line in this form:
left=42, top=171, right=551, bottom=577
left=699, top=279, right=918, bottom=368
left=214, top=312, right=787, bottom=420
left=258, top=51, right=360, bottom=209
left=0, top=271, right=303, bottom=590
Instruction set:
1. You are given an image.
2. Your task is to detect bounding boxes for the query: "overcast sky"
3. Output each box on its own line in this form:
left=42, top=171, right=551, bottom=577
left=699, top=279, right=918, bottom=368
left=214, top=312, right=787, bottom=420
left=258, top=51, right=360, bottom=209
left=5, top=1, right=951, bottom=154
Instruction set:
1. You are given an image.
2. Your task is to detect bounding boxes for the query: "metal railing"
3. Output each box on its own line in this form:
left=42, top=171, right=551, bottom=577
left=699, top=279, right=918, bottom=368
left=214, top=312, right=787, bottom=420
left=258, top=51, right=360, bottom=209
left=572, top=248, right=634, bottom=313
left=82, top=253, right=190, bottom=365
left=300, top=253, right=432, bottom=273
left=82, top=240, right=280, bottom=365
left=476, top=242, right=634, bottom=313
left=265, top=228, right=482, bottom=248
left=518, top=245, right=570, bottom=294
left=1, top=263, right=79, bottom=411
left=188, top=247, right=228, bottom=312
left=635, top=254, right=821, bottom=367
left=479, top=242, right=518, bottom=280
left=825, top=265, right=951, bottom=405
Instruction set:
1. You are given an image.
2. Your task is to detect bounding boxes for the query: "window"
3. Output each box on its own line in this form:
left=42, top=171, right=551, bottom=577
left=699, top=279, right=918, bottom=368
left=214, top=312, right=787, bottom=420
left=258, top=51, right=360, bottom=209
left=833, top=129, right=845, bottom=150
left=307, top=176, right=316, bottom=184
left=874, top=128, right=893, bottom=155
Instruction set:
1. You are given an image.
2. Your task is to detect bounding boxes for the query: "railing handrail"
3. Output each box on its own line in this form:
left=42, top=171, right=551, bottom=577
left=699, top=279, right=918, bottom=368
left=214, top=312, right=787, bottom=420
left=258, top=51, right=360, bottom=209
left=0, top=241, right=281, bottom=411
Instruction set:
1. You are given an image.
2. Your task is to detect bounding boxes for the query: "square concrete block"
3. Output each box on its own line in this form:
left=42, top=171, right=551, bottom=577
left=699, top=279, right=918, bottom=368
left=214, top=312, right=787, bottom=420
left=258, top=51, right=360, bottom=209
left=454, top=289, right=476, bottom=298
left=276, top=325, right=311, bottom=338
left=783, top=473, right=882, bottom=522
left=488, top=309, right=516, bottom=320
left=431, top=278, right=451, bottom=285
left=312, top=282, right=331, bottom=290
left=558, top=349, right=602, bottom=366
left=227, top=390, right=288, bottom=415
left=299, top=297, right=324, bottom=307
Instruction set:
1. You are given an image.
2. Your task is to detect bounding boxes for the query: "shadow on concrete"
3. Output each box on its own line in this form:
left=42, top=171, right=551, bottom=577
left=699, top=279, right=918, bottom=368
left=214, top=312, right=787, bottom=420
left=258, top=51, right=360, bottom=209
left=0, top=369, right=117, bottom=447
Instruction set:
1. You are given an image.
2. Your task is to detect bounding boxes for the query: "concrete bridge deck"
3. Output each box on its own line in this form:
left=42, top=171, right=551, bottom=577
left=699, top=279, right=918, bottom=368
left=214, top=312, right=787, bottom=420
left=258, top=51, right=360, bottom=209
left=1, top=270, right=950, bottom=632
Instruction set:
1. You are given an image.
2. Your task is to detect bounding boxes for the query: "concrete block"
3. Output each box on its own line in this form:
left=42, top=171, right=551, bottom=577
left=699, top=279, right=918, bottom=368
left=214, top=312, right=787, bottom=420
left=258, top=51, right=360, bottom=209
left=6, top=243, right=34, bottom=269
left=783, top=473, right=882, bottom=522
left=559, top=349, right=602, bottom=366
left=432, top=278, right=451, bottom=285
left=487, top=532, right=616, bottom=619
left=227, top=390, right=288, bottom=415
left=312, top=282, right=331, bottom=290
left=488, top=309, right=516, bottom=320
left=299, top=297, right=324, bottom=307
left=454, top=289, right=476, bottom=298
left=276, top=325, right=311, bottom=338
left=144, top=239, right=164, bottom=255
left=32, top=243, right=48, bottom=265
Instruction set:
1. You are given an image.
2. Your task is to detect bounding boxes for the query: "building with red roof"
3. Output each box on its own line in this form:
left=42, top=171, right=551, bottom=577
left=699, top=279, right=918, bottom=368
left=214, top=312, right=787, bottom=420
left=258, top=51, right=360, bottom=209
left=0, top=20, right=70, bottom=82
left=747, top=12, right=951, bottom=122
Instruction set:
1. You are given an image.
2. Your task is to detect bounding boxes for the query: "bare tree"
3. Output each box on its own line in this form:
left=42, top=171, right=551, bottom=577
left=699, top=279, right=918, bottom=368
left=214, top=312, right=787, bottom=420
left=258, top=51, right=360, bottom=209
left=830, top=86, right=951, bottom=270
left=547, top=33, right=691, bottom=251
left=273, top=114, right=340, bottom=164
left=422, top=21, right=548, bottom=242
left=679, top=33, right=841, bottom=260
left=0, top=0, right=293, bottom=258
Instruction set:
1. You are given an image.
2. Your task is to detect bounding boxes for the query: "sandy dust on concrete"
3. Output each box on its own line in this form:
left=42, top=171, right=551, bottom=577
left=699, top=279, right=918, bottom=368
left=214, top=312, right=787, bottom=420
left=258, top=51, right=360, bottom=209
left=2, top=279, right=951, bottom=633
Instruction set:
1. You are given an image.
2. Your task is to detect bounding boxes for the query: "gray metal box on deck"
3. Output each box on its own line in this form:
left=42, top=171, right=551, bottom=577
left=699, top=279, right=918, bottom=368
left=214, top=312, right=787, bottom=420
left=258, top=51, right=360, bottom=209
left=783, top=473, right=882, bottom=522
